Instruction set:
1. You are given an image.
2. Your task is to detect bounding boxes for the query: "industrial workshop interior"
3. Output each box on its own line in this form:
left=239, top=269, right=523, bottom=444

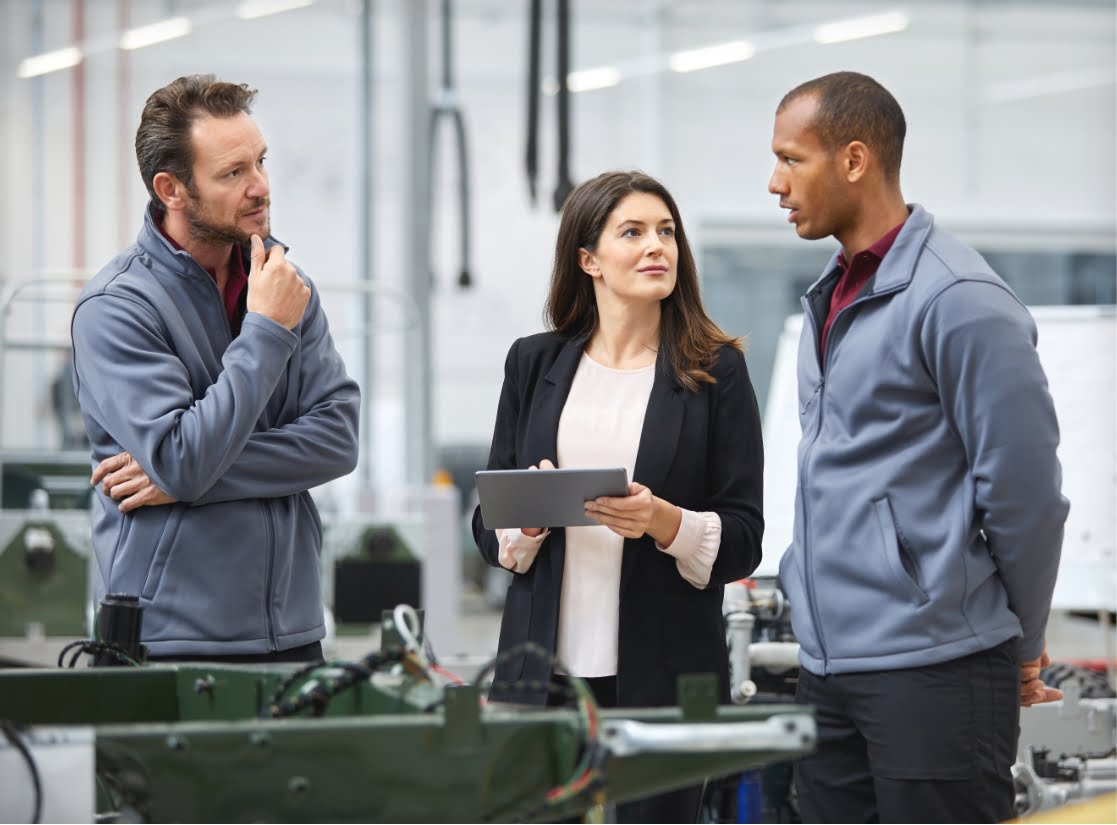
left=0, top=0, right=1114, bottom=822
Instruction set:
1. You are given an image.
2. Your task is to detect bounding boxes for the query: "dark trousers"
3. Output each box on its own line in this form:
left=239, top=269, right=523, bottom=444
left=147, top=640, right=324, bottom=665
left=794, top=639, right=1020, bottom=823
left=549, top=674, right=702, bottom=823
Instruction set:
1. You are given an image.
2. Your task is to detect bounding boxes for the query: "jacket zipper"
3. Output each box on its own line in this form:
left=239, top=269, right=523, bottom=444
left=261, top=501, right=277, bottom=650
left=798, top=296, right=830, bottom=672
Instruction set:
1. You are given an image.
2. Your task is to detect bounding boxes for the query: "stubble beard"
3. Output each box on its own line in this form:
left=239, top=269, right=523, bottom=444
left=185, top=191, right=270, bottom=252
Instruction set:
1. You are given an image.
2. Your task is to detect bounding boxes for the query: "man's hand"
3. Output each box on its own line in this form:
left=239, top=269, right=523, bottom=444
left=246, top=234, right=310, bottom=329
left=1021, top=646, right=1064, bottom=707
left=92, top=452, right=177, bottom=513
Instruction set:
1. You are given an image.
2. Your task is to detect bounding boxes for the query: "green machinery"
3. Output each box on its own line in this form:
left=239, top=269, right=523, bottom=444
left=0, top=612, right=816, bottom=823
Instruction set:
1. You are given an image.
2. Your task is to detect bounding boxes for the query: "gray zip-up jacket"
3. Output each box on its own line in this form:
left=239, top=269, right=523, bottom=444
left=71, top=205, right=360, bottom=656
left=779, top=204, right=1069, bottom=676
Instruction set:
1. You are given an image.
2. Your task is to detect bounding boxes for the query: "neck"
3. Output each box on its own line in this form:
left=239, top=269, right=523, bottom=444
left=161, top=211, right=234, bottom=274
left=587, top=299, right=661, bottom=369
left=837, top=188, right=909, bottom=258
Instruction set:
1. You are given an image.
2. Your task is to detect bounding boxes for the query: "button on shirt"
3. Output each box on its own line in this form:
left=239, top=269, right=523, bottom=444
left=820, top=220, right=906, bottom=358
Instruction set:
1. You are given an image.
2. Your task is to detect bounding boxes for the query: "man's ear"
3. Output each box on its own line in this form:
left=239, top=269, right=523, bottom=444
left=845, top=141, right=869, bottom=183
left=578, top=248, right=600, bottom=278
left=152, top=171, right=188, bottom=210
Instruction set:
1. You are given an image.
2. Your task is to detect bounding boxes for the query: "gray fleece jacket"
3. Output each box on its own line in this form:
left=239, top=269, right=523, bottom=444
left=71, top=204, right=359, bottom=656
left=780, top=204, right=1069, bottom=676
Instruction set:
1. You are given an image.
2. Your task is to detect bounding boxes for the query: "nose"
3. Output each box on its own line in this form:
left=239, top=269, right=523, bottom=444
left=768, top=165, right=786, bottom=196
left=646, top=232, right=665, bottom=255
left=247, top=165, right=270, bottom=199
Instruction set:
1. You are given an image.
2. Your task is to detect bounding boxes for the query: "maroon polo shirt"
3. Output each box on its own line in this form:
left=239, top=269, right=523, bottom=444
left=157, top=221, right=249, bottom=336
left=820, top=220, right=906, bottom=358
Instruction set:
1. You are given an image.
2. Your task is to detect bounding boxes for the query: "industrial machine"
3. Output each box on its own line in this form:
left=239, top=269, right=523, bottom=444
left=0, top=604, right=816, bottom=823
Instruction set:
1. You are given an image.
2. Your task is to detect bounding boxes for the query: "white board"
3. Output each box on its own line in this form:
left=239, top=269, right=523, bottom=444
left=758, top=306, right=1116, bottom=612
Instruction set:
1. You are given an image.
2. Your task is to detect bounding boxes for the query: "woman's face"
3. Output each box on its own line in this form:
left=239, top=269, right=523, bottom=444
left=579, top=191, right=678, bottom=308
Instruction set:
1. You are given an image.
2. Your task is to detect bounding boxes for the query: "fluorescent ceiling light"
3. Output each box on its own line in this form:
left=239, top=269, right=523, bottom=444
left=235, top=0, right=315, bottom=20
left=669, top=41, right=755, bottom=73
left=17, top=46, right=83, bottom=78
left=813, top=11, right=909, bottom=45
left=567, top=66, right=622, bottom=93
left=119, top=16, right=192, bottom=50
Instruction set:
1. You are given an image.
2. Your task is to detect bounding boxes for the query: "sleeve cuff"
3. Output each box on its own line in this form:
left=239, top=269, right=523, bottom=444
left=496, top=527, right=549, bottom=574
left=658, top=510, right=721, bottom=589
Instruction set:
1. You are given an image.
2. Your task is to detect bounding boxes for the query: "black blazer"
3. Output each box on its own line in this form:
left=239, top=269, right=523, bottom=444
left=472, top=332, right=764, bottom=707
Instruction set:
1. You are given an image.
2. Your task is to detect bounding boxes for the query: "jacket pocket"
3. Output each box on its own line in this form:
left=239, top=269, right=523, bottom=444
left=139, top=506, right=185, bottom=600
left=872, top=497, right=929, bottom=606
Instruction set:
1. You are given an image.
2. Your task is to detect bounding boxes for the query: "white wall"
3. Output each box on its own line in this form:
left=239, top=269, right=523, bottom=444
left=2, top=0, right=1114, bottom=497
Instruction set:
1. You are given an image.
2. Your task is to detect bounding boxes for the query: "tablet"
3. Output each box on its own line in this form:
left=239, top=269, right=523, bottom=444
left=475, top=467, right=630, bottom=530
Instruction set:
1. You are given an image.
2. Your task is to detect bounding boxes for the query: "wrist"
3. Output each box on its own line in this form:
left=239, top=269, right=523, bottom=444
left=649, top=497, right=682, bottom=546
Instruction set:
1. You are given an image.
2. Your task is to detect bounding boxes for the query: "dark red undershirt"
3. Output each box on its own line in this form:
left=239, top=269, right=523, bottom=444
left=819, top=220, right=906, bottom=358
left=158, top=221, right=248, bottom=336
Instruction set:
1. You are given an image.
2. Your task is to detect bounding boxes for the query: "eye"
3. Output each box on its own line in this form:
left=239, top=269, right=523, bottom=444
left=257, top=156, right=267, bottom=167
left=621, top=227, right=641, bottom=238
left=659, top=226, right=675, bottom=238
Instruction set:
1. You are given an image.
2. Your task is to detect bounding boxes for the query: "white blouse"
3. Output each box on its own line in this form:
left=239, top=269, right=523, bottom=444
left=496, top=352, right=723, bottom=677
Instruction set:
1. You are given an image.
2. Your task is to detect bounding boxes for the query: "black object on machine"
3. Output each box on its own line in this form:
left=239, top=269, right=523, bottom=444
left=92, top=593, right=146, bottom=667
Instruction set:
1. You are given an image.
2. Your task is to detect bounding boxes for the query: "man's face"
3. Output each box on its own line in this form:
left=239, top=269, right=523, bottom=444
left=767, top=95, right=851, bottom=241
left=184, top=112, right=270, bottom=247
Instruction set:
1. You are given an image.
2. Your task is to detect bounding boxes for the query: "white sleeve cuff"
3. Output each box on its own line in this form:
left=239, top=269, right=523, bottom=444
left=656, top=510, right=721, bottom=589
left=496, top=527, right=549, bottom=574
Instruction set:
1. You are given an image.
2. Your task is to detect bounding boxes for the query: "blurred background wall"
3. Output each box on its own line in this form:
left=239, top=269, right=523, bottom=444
left=1, top=0, right=1114, bottom=509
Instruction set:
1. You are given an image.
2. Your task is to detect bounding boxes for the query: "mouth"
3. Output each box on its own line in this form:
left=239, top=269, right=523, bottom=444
left=780, top=203, right=799, bottom=223
left=638, top=265, right=669, bottom=274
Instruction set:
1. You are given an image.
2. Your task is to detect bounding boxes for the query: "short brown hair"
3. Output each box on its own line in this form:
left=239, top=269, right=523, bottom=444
left=545, top=170, right=740, bottom=391
left=778, top=71, right=906, bottom=180
left=135, top=74, right=258, bottom=216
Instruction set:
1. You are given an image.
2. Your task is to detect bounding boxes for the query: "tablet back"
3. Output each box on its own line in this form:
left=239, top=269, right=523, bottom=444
left=475, top=467, right=629, bottom=530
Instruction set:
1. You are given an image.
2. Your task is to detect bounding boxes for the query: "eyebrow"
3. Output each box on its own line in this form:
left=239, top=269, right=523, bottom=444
left=615, top=217, right=674, bottom=227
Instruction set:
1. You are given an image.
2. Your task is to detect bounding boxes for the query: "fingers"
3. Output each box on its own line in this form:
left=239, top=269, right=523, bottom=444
left=250, top=234, right=265, bottom=275
left=107, top=476, right=146, bottom=501
left=539, top=458, right=556, bottom=470
left=91, top=452, right=130, bottom=486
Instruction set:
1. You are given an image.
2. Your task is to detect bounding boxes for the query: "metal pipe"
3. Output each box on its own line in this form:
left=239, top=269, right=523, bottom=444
left=357, top=0, right=375, bottom=489
left=402, top=0, right=432, bottom=485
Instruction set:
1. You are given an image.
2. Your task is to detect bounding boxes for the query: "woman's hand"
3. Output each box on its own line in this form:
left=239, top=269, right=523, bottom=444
left=585, top=481, right=681, bottom=545
left=520, top=458, right=555, bottom=537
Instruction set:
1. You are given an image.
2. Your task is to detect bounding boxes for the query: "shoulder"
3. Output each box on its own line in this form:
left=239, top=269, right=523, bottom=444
left=709, top=343, right=747, bottom=382
left=505, top=331, right=569, bottom=363
left=74, top=248, right=161, bottom=322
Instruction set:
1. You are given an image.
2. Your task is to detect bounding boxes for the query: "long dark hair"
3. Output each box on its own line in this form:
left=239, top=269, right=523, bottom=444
left=545, top=170, right=741, bottom=391
left=135, top=74, right=258, bottom=217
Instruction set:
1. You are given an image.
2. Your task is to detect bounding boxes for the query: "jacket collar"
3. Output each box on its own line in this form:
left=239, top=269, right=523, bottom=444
left=811, top=203, right=935, bottom=297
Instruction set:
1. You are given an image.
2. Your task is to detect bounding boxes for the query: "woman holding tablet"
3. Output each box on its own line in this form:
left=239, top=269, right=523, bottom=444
left=472, top=170, right=764, bottom=823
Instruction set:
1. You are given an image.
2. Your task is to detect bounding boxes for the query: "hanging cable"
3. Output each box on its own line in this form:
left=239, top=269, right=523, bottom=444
left=552, top=0, right=574, bottom=211
left=429, top=0, right=474, bottom=288
left=1, top=720, right=43, bottom=824
left=525, top=0, right=542, bottom=205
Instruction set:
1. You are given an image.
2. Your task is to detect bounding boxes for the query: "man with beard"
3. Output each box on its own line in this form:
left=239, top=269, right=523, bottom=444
left=70, top=75, right=359, bottom=663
